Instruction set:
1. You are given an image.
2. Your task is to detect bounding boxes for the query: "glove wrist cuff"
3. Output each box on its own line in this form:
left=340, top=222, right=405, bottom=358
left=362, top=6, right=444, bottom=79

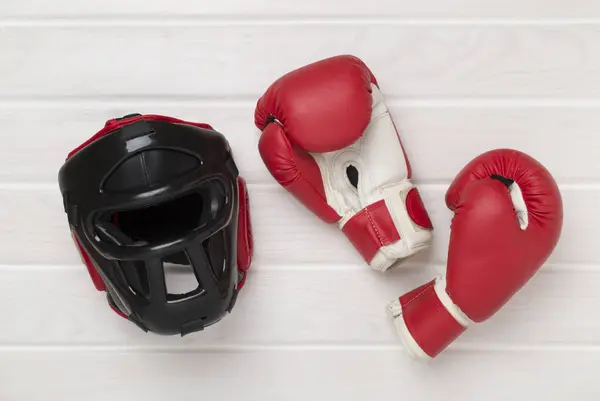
left=340, top=199, right=400, bottom=267
left=388, top=298, right=432, bottom=360
left=387, top=277, right=468, bottom=359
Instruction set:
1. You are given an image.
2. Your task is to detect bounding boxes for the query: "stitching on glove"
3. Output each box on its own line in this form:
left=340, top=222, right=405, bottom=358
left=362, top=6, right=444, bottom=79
left=365, top=203, right=385, bottom=246
left=401, top=280, right=436, bottom=309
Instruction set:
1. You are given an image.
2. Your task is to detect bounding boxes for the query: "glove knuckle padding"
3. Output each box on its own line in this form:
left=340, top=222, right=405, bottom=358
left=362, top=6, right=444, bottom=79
left=255, top=55, right=375, bottom=153
left=447, top=150, right=563, bottom=321
left=447, top=179, right=531, bottom=320
left=447, top=148, right=561, bottom=212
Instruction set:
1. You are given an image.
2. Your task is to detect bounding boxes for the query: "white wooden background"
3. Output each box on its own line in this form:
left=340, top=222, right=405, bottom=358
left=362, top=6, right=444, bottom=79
left=1, top=1, right=599, bottom=400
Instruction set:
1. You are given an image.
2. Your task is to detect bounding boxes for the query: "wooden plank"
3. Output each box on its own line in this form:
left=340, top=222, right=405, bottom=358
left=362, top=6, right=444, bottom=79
left=0, top=266, right=595, bottom=346
left=1, top=0, right=600, bottom=18
left=1, top=25, right=599, bottom=98
left=1, top=348, right=598, bottom=401
left=0, top=105, right=595, bottom=184
left=0, top=184, right=591, bottom=265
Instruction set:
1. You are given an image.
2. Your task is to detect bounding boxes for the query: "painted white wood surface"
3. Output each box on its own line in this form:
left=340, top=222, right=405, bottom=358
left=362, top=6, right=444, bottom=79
left=1, top=1, right=599, bottom=400
left=1, top=0, right=600, bottom=18
left=1, top=266, right=597, bottom=346
left=2, top=349, right=599, bottom=401
left=2, top=25, right=600, bottom=98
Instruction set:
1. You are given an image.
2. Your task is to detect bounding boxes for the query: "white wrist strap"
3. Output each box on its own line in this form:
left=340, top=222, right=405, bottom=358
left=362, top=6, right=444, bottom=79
left=433, top=277, right=470, bottom=328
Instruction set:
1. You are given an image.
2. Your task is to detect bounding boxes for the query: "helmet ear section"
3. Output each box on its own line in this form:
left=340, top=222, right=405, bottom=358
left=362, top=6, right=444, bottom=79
left=71, top=232, right=106, bottom=292
left=73, top=231, right=138, bottom=319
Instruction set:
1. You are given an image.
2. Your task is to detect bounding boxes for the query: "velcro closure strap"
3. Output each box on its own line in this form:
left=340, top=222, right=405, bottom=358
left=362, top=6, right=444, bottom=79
left=399, top=278, right=467, bottom=358
left=405, top=187, right=433, bottom=229
left=341, top=200, right=400, bottom=263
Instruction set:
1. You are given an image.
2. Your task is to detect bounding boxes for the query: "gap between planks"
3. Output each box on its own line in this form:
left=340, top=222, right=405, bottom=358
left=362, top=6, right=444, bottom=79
left=2, top=16, right=600, bottom=27
left=2, top=182, right=600, bottom=191
left=1, top=262, right=599, bottom=273
left=1, top=342, right=600, bottom=353
left=4, top=96, right=600, bottom=109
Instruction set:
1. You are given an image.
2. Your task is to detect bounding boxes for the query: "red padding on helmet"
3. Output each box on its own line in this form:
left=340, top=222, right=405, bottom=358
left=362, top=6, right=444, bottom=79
left=67, top=114, right=214, bottom=159
left=109, top=302, right=128, bottom=319
left=236, top=176, right=253, bottom=290
left=71, top=232, right=106, bottom=292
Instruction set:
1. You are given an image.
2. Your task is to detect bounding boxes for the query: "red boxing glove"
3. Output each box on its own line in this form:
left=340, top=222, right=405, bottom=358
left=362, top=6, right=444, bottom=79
left=255, top=55, right=433, bottom=271
left=388, top=149, right=563, bottom=359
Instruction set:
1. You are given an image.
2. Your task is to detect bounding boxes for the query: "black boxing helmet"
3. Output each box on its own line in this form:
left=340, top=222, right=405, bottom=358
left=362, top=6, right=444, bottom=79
left=58, top=114, right=253, bottom=335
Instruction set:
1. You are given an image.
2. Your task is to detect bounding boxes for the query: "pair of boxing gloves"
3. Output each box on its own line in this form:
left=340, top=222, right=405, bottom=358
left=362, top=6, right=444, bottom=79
left=255, top=55, right=564, bottom=360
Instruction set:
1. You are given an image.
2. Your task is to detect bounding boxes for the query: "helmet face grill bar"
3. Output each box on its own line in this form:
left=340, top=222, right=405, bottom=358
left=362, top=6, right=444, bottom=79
left=93, top=178, right=228, bottom=250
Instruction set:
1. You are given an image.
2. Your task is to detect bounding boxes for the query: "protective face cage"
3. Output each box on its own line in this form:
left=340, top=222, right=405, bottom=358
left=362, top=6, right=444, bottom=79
left=58, top=114, right=253, bottom=335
